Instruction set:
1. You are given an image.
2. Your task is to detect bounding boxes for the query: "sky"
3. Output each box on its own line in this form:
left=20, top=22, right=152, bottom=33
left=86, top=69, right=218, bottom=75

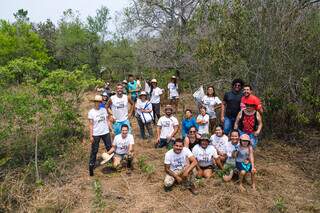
left=0, top=0, right=131, bottom=31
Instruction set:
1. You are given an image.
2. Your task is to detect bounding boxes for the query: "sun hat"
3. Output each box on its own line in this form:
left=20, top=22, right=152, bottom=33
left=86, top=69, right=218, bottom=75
left=91, top=95, right=103, bottom=102
left=200, top=134, right=210, bottom=142
left=100, top=152, right=114, bottom=165
left=151, top=79, right=157, bottom=83
left=139, top=91, right=147, bottom=96
left=171, top=76, right=176, bottom=79
left=101, top=92, right=108, bottom=97
left=122, top=80, right=128, bottom=84
left=240, top=134, right=251, bottom=144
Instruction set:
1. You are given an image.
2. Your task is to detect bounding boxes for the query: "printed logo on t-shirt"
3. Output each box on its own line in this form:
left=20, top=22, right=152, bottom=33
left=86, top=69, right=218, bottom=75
left=97, top=114, right=106, bottom=123
left=116, top=101, right=125, bottom=109
left=162, top=121, right=171, bottom=127
left=172, top=157, right=184, bottom=170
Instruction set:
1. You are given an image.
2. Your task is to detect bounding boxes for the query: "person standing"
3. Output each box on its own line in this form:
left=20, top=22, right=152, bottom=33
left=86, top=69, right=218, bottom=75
left=149, top=79, right=163, bottom=124
left=167, top=76, right=179, bottom=112
left=240, top=84, right=263, bottom=115
left=233, top=134, right=256, bottom=191
left=220, top=79, right=244, bottom=135
left=106, top=83, right=134, bottom=135
left=196, top=106, right=210, bottom=135
left=127, top=74, right=141, bottom=103
left=164, top=139, right=198, bottom=194
left=156, top=105, right=179, bottom=149
left=202, top=86, right=222, bottom=134
left=234, top=102, right=263, bottom=149
left=135, top=91, right=153, bottom=139
left=88, top=95, right=112, bottom=176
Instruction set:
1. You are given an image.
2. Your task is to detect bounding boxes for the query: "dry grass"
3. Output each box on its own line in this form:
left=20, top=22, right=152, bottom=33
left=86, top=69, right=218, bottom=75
left=2, top=92, right=319, bottom=212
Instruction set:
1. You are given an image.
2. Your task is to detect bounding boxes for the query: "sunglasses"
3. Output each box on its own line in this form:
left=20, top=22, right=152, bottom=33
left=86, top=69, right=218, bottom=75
left=240, top=139, right=250, bottom=143
left=234, top=84, right=242, bottom=87
left=189, top=131, right=196, bottom=133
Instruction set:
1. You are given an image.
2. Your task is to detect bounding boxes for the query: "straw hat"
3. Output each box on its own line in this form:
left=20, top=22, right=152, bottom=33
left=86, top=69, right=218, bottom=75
left=100, top=152, right=114, bottom=165
left=151, top=79, right=157, bottom=83
left=122, top=80, right=128, bottom=84
left=91, top=95, right=103, bottom=102
left=171, top=76, right=177, bottom=79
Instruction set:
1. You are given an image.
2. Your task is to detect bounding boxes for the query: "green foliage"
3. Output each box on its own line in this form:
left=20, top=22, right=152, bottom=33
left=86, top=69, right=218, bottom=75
left=92, top=179, right=106, bottom=211
left=272, top=196, right=287, bottom=213
left=137, top=155, right=155, bottom=175
left=38, top=67, right=102, bottom=96
left=0, top=20, right=49, bottom=66
left=0, top=57, right=47, bottom=85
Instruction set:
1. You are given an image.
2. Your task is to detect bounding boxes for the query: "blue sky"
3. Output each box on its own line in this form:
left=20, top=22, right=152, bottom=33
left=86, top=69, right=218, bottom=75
left=0, top=0, right=130, bottom=31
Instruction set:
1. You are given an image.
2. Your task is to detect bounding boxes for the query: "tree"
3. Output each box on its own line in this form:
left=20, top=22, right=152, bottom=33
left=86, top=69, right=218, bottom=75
left=87, top=6, right=111, bottom=41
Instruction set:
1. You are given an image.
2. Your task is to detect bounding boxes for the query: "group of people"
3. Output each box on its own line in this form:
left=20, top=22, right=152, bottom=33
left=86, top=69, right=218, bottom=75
left=88, top=76, right=263, bottom=194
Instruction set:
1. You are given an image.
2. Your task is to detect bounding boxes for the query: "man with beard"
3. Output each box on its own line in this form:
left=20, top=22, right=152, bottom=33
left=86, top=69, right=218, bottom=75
left=156, top=105, right=179, bottom=149
left=107, top=83, right=134, bottom=135
left=240, top=84, right=263, bottom=115
left=220, top=79, right=244, bottom=135
left=164, top=139, right=198, bottom=194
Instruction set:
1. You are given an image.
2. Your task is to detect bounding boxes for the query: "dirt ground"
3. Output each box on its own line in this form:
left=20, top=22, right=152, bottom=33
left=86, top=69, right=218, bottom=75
left=31, top=92, right=320, bottom=213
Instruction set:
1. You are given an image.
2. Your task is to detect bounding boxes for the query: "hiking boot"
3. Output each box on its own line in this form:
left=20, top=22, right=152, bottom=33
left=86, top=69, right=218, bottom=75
left=164, top=186, right=172, bottom=192
left=89, top=165, right=94, bottom=176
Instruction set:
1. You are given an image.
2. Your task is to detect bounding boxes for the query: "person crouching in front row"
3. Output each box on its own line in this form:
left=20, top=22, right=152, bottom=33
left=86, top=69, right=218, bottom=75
left=163, top=139, right=198, bottom=195
left=106, top=124, right=134, bottom=174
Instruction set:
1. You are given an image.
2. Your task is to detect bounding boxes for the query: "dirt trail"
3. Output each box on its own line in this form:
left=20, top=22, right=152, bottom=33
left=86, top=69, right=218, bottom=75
left=69, top=92, right=320, bottom=213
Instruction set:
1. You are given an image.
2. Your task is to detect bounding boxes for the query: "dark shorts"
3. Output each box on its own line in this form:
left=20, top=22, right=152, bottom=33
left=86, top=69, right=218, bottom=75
left=236, top=161, right=252, bottom=172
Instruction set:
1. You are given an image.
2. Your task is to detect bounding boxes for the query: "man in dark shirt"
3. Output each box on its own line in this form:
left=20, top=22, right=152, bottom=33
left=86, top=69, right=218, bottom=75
left=220, top=79, right=244, bottom=135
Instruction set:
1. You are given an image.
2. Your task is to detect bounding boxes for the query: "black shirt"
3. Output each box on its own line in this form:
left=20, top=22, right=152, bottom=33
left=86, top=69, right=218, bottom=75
left=223, top=90, right=243, bottom=118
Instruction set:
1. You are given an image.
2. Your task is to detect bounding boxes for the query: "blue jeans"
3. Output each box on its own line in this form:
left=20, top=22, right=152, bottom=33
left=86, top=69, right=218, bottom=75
left=223, top=116, right=236, bottom=135
left=239, top=130, right=258, bottom=149
left=113, top=120, right=131, bottom=135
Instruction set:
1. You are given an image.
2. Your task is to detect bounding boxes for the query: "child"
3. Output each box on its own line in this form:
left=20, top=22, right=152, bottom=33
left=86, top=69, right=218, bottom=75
left=234, top=134, right=256, bottom=192
left=196, top=106, right=209, bottom=135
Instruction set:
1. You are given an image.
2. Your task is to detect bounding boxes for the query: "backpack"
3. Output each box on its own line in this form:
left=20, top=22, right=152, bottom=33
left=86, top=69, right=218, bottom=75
left=140, top=102, right=153, bottom=124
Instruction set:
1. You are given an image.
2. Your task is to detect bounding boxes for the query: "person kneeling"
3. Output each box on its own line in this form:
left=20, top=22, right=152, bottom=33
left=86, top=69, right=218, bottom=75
left=164, top=139, right=198, bottom=195
left=192, top=134, right=223, bottom=178
left=106, top=124, right=134, bottom=173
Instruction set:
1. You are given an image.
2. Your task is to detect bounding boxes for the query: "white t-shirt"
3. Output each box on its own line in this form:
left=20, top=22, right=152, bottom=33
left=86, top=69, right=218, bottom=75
left=110, top=95, right=129, bottom=122
left=167, top=82, right=179, bottom=98
left=164, top=147, right=193, bottom=171
left=224, top=141, right=239, bottom=165
left=157, top=116, right=179, bottom=139
left=210, top=134, right=229, bottom=154
left=88, top=108, right=109, bottom=136
left=202, top=95, right=222, bottom=118
left=135, top=99, right=152, bottom=116
left=196, top=114, right=210, bottom=134
left=150, top=87, right=163, bottom=104
left=113, top=134, right=134, bottom=155
left=192, top=144, right=218, bottom=167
